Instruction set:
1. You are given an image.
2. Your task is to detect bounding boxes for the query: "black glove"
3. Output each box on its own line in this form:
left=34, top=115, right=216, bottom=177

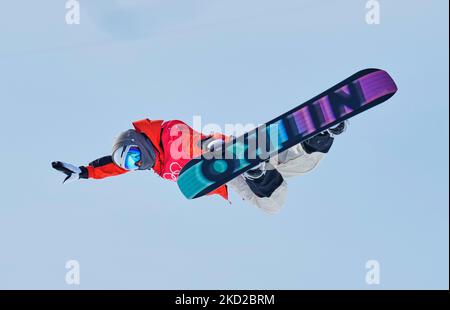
left=52, top=161, right=87, bottom=183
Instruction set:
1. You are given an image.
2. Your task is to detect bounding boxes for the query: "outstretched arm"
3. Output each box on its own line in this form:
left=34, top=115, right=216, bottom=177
left=52, top=156, right=128, bottom=183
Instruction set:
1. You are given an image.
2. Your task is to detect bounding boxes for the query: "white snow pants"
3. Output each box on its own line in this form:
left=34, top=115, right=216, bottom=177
left=228, top=143, right=325, bottom=214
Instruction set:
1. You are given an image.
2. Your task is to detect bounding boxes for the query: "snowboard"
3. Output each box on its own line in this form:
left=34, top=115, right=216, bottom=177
left=177, top=68, right=398, bottom=199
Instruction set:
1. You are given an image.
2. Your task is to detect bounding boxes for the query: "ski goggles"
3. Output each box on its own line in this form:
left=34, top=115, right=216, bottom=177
left=113, top=145, right=142, bottom=171
left=124, top=146, right=142, bottom=170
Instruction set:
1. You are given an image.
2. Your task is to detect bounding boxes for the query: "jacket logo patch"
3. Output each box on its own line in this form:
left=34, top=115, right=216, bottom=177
left=163, top=162, right=182, bottom=181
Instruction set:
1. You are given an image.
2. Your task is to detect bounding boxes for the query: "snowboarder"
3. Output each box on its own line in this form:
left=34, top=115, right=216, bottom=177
left=52, top=118, right=346, bottom=215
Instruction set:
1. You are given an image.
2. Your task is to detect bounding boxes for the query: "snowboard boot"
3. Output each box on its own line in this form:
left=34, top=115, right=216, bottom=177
left=301, top=121, right=348, bottom=154
left=243, top=161, right=284, bottom=198
left=301, top=131, right=334, bottom=154
left=327, top=121, right=348, bottom=136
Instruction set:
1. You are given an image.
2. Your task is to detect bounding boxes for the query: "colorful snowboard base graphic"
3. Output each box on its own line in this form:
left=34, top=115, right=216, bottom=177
left=177, top=69, right=398, bottom=199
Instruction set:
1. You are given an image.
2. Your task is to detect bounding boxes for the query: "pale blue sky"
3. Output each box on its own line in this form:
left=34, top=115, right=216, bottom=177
left=0, top=0, right=448, bottom=289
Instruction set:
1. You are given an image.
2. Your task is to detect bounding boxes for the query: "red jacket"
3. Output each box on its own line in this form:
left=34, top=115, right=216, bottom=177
left=84, top=119, right=228, bottom=200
